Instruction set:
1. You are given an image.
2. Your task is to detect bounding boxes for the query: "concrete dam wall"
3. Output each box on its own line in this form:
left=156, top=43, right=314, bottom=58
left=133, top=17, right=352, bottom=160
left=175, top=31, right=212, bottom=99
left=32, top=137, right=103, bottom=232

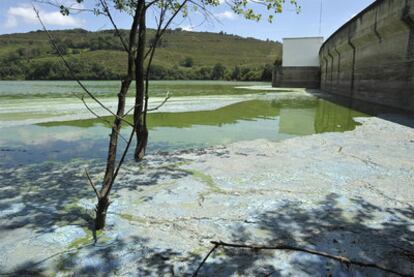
left=272, top=37, right=323, bottom=89
left=320, top=0, right=414, bottom=112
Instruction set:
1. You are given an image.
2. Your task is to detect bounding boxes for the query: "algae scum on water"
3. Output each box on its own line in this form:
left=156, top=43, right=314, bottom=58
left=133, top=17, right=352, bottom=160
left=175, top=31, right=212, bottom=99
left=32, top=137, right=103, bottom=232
left=1, top=80, right=413, bottom=276
left=0, top=80, right=368, bottom=167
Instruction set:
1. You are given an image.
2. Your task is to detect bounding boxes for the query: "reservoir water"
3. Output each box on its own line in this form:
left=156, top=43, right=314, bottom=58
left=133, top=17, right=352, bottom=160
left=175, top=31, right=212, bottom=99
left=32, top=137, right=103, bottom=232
left=0, top=80, right=368, bottom=168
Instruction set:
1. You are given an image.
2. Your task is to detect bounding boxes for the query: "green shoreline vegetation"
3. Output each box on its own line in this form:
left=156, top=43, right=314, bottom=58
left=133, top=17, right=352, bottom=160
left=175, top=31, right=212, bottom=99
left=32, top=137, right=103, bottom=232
left=0, top=28, right=281, bottom=81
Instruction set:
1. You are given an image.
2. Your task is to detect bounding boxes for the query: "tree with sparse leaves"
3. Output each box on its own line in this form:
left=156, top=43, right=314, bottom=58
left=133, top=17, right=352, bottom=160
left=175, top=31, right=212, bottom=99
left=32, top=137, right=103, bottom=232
left=211, top=63, right=225, bottom=79
left=38, top=0, right=299, bottom=230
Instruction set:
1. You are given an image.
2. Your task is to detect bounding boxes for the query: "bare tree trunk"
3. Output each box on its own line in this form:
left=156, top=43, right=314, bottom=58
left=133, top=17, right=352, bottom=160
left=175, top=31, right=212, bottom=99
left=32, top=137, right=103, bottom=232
left=134, top=0, right=189, bottom=162
left=95, top=79, right=131, bottom=230
left=95, top=4, right=142, bottom=230
left=134, top=0, right=148, bottom=162
left=95, top=196, right=110, bottom=229
left=37, top=0, right=189, bottom=230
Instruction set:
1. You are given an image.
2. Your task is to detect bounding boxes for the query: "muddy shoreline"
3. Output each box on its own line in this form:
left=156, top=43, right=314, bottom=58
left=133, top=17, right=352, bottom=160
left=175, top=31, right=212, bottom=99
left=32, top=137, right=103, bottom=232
left=1, top=116, right=413, bottom=276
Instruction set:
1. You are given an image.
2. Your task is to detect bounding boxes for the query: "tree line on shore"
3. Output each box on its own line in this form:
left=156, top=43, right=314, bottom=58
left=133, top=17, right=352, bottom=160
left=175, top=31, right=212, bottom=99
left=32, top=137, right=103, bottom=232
left=0, top=47, right=274, bottom=81
left=0, top=29, right=277, bottom=82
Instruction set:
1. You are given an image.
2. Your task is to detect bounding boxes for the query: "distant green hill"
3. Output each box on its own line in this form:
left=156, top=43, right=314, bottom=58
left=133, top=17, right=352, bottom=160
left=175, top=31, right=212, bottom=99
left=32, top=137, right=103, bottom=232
left=0, top=28, right=281, bottom=81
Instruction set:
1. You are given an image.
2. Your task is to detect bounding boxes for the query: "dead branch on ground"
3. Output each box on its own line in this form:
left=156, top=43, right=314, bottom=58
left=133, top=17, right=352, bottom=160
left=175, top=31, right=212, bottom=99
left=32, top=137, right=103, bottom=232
left=192, top=240, right=411, bottom=277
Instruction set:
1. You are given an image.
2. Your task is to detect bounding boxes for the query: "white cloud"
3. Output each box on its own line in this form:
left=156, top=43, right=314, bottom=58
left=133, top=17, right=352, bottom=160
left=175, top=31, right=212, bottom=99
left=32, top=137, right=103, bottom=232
left=214, top=10, right=237, bottom=20
left=181, top=25, right=194, bottom=31
left=4, top=4, right=82, bottom=29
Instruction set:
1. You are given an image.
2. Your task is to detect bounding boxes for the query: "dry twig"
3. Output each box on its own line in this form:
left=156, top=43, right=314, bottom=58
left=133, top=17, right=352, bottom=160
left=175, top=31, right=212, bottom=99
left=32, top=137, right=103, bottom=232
left=80, top=96, right=128, bottom=143
left=98, top=0, right=129, bottom=52
left=192, top=240, right=411, bottom=277
left=32, top=5, right=134, bottom=128
left=147, top=92, right=170, bottom=112
left=85, top=169, right=100, bottom=199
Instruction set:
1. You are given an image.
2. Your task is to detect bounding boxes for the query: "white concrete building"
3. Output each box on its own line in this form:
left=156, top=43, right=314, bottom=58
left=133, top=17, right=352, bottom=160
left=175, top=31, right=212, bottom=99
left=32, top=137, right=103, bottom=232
left=272, top=37, right=324, bottom=89
left=282, top=37, right=324, bottom=67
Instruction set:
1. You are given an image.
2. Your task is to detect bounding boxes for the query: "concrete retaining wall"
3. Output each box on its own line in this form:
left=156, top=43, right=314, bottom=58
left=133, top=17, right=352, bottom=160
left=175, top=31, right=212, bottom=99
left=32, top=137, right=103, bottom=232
left=320, top=0, right=414, bottom=112
left=272, top=66, right=320, bottom=89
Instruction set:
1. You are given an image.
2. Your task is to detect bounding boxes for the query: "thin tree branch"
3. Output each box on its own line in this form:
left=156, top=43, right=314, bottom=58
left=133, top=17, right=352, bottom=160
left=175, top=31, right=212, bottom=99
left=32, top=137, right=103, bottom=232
left=141, top=0, right=187, bottom=132
left=107, top=0, right=161, bottom=192
left=192, top=240, right=411, bottom=277
left=144, top=0, right=190, bottom=59
left=123, top=104, right=139, bottom=118
left=192, top=243, right=219, bottom=277
left=99, top=0, right=129, bottom=52
left=104, top=125, right=136, bottom=201
left=35, top=0, right=100, bottom=14
left=80, top=96, right=128, bottom=143
left=187, top=0, right=218, bottom=23
left=99, top=1, right=144, bottom=200
left=142, top=3, right=166, bottom=129
left=32, top=5, right=134, bottom=128
left=145, top=0, right=161, bottom=9
left=121, top=91, right=169, bottom=118
left=85, top=169, right=101, bottom=199
left=147, top=91, right=170, bottom=112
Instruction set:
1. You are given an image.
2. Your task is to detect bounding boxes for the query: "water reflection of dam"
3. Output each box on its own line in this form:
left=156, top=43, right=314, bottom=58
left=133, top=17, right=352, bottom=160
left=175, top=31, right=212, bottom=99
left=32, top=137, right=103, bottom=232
left=279, top=108, right=316, bottom=135
left=4, top=97, right=369, bottom=167
left=146, top=98, right=367, bottom=135
left=278, top=99, right=367, bottom=136
left=38, top=97, right=367, bottom=136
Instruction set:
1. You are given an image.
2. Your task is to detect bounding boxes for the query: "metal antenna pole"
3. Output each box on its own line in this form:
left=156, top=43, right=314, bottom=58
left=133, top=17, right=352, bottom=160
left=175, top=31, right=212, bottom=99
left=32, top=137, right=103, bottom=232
left=319, top=0, right=323, bottom=35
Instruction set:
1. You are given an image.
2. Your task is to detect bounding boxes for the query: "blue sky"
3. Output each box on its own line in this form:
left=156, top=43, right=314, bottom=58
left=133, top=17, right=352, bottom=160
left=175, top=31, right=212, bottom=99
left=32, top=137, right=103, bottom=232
left=0, top=0, right=374, bottom=41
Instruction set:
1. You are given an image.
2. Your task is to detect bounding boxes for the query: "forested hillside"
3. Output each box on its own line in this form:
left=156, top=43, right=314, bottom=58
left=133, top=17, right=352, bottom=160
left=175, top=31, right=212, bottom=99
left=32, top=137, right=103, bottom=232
left=0, top=28, right=281, bottom=81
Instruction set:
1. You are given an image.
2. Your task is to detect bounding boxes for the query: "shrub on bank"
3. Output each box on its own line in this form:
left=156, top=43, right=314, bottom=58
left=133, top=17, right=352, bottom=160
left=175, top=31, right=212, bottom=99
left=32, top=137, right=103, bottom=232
left=0, top=55, right=273, bottom=81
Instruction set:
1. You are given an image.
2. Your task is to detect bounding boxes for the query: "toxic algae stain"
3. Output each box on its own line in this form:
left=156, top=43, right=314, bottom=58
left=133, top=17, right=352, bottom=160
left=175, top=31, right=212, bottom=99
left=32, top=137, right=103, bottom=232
left=59, top=200, right=96, bottom=226
left=190, top=246, right=211, bottom=256
left=119, top=213, right=172, bottom=226
left=0, top=80, right=268, bottom=99
left=190, top=170, right=224, bottom=194
left=183, top=169, right=234, bottom=206
left=132, top=180, right=178, bottom=206
left=36, top=96, right=366, bottom=135
left=66, top=227, right=114, bottom=250
left=2, top=82, right=373, bottom=168
left=59, top=202, right=107, bottom=249
left=120, top=213, right=143, bottom=223
left=173, top=161, right=191, bottom=167
left=67, top=229, right=96, bottom=249
left=119, top=213, right=153, bottom=225
left=54, top=228, right=105, bottom=274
